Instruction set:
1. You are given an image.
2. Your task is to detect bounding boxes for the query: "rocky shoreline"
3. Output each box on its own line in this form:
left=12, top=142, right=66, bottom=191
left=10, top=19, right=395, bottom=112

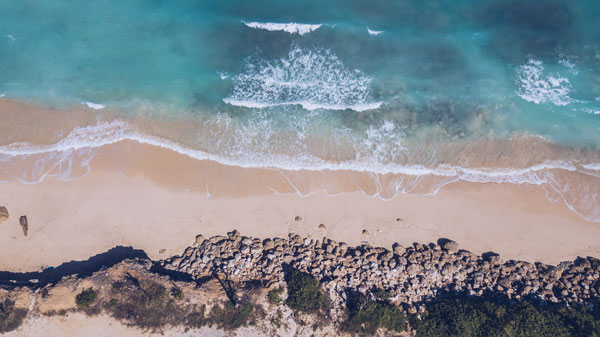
left=163, top=231, right=600, bottom=312
left=1, top=231, right=600, bottom=336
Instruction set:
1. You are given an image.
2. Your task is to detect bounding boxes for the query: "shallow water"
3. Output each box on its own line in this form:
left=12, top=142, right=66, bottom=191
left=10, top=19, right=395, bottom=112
left=0, top=0, right=599, bottom=220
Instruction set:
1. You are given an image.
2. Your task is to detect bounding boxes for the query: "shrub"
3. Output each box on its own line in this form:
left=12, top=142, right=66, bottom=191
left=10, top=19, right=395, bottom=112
left=0, top=299, right=27, bottom=333
left=409, top=296, right=600, bottom=337
left=284, top=269, right=324, bottom=313
left=267, top=287, right=283, bottom=305
left=106, top=279, right=185, bottom=330
left=171, top=286, right=183, bottom=301
left=75, top=288, right=97, bottom=308
left=210, top=302, right=254, bottom=330
left=344, top=292, right=407, bottom=335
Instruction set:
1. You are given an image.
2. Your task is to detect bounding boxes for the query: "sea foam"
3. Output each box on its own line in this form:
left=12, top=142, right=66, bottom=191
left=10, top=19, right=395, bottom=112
left=223, top=44, right=382, bottom=112
left=242, top=21, right=322, bottom=35
left=367, top=28, right=383, bottom=35
left=81, top=101, right=106, bottom=110
left=0, top=119, right=597, bottom=222
left=516, top=57, right=572, bottom=106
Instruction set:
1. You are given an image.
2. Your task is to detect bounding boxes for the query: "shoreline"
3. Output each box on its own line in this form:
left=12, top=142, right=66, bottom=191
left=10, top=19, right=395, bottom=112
left=0, top=97, right=599, bottom=273
left=0, top=161, right=598, bottom=273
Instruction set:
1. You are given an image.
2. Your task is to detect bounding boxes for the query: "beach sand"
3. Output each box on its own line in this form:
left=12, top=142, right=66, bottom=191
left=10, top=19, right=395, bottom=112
left=0, top=98, right=599, bottom=272
left=0, top=140, right=598, bottom=273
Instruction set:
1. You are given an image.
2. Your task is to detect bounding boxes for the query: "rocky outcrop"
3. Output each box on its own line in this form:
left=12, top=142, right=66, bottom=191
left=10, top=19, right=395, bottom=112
left=162, top=231, right=600, bottom=311
left=0, top=206, right=8, bottom=224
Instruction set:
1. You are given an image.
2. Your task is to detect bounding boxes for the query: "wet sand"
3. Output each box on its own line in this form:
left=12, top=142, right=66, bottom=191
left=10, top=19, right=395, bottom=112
left=0, top=143, right=599, bottom=272
left=1, top=98, right=599, bottom=272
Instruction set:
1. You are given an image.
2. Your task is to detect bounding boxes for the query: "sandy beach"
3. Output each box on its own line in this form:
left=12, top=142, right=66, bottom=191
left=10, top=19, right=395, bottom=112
left=0, top=98, right=599, bottom=272
left=0, top=140, right=599, bottom=273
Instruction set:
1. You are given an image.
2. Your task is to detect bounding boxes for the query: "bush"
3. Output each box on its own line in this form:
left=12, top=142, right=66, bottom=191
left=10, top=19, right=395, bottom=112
left=267, top=287, right=283, bottom=305
left=106, top=279, right=185, bottom=330
left=210, top=302, right=254, bottom=330
left=284, top=269, right=324, bottom=313
left=75, top=288, right=97, bottom=308
left=344, top=292, right=407, bottom=335
left=171, top=287, right=183, bottom=301
left=409, top=296, right=600, bottom=337
left=0, top=299, right=27, bottom=333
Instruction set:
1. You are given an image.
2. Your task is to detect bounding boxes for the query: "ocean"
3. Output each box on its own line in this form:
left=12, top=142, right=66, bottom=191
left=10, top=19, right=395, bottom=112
left=0, top=0, right=599, bottom=220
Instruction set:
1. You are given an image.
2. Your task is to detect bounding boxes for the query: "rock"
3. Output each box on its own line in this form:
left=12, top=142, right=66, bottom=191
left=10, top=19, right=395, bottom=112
left=318, top=224, right=327, bottom=229
left=0, top=206, right=8, bottom=223
left=227, top=230, right=241, bottom=242
left=195, top=234, right=205, bottom=245
left=19, top=215, right=28, bottom=236
left=392, top=243, right=405, bottom=256
left=159, top=249, right=166, bottom=254
left=442, top=240, right=459, bottom=253
left=294, top=216, right=302, bottom=221
left=362, top=230, right=370, bottom=236
left=395, top=218, right=403, bottom=222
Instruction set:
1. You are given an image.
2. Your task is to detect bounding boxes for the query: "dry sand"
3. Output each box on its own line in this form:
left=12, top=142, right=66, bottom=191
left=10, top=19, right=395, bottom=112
left=0, top=144, right=598, bottom=273
left=0, top=97, right=599, bottom=272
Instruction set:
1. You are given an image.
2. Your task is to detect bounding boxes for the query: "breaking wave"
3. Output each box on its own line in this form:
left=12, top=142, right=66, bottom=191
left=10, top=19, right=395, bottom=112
left=223, top=44, right=382, bottom=112
left=0, top=119, right=598, bottom=222
left=515, top=57, right=572, bottom=106
left=242, top=21, right=322, bottom=35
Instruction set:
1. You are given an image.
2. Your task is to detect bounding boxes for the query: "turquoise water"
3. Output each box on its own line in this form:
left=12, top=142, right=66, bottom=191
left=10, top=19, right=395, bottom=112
left=2, top=0, right=600, bottom=144
left=1, top=1, right=600, bottom=218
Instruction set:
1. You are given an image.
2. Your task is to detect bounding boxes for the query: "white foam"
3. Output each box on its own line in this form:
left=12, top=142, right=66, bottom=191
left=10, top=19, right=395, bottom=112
left=0, top=93, right=5, bottom=98
left=224, top=44, right=381, bottom=112
left=582, top=163, right=600, bottom=170
left=584, top=108, right=600, bottom=115
left=81, top=101, right=105, bottom=110
left=223, top=98, right=382, bottom=112
left=515, top=57, right=572, bottom=106
left=0, top=120, right=581, bottom=179
left=367, top=28, right=383, bottom=36
left=217, top=72, right=229, bottom=80
left=242, top=21, right=322, bottom=35
left=0, top=119, right=598, bottom=222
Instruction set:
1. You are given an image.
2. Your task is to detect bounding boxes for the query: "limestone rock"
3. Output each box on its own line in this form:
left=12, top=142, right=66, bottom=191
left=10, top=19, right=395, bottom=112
left=195, top=234, right=205, bottom=245
left=442, top=240, right=459, bottom=253
left=318, top=224, right=327, bottom=229
left=0, top=206, right=8, bottom=223
left=19, top=215, right=28, bottom=236
left=392, top=243, right=405, bottom=256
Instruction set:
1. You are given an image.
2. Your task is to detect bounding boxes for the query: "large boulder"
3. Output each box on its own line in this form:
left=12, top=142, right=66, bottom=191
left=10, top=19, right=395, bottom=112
left=0, top=206, right=8, bottom=223
left=442, top=240, right=459, bottom=253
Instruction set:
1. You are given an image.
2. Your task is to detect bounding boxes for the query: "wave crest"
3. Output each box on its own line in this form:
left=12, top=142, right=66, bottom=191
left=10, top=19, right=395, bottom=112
left=242, top=21, right=322, bottom=35
left=223, top=45, right=382, bottom=112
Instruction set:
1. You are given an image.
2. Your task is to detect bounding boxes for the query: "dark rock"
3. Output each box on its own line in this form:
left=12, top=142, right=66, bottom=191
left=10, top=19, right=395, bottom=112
left=19, top=215, right=28, bottom=236
left=0, top=206, right=8, bottom=223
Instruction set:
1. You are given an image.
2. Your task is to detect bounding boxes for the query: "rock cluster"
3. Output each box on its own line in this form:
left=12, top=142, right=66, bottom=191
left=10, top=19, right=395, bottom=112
left=161, top=231, right=600, bottom=310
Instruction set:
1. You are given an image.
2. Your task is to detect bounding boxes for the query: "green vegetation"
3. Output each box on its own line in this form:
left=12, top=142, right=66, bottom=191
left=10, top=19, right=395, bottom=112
left=267, top=287, right=284, bottom=304
left=106, top=278, right=186, bottom=330
left=75, top=288, right=97, bottom=308
left=210, top=302, right=255, bottom=330
left=284, top=269, right=324, bottom=313
left=343, top=292, right=407, bottom=335
left=0, top=299, right=27, bottom=333
left=171, top=286, right=183, bottom=301
left=410, top=297, right=600, bottom=337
